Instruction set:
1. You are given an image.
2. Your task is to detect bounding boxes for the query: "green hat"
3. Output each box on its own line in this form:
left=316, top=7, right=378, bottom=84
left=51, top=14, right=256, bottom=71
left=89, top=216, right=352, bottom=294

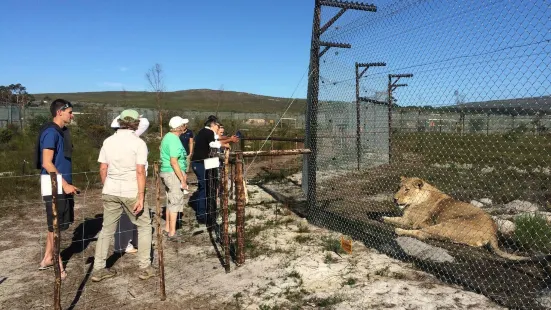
left=119, top=109, right=140, bottom=121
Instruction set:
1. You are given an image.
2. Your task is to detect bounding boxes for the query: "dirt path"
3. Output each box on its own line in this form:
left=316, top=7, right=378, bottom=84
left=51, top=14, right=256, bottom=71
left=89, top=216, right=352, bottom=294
left=0, top=180, right=503, bottom=309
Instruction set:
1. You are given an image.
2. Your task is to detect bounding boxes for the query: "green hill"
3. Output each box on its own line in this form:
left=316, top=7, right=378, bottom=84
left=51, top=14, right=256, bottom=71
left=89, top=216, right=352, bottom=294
left=35, top=89, right=307, bottom=114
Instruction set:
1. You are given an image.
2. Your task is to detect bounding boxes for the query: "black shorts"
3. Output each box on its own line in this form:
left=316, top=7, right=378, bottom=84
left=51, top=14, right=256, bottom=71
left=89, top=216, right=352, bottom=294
left=43, top=194, right=74, bottom=232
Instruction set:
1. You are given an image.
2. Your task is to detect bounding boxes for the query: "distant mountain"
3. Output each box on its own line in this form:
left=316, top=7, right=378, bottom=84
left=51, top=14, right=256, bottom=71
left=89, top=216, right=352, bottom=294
left=34, top=89, right=307, bottom=114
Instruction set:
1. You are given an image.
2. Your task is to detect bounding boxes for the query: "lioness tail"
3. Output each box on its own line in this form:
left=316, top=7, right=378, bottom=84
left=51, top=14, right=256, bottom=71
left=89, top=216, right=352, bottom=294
left=489, top=238, right=531, bottom=261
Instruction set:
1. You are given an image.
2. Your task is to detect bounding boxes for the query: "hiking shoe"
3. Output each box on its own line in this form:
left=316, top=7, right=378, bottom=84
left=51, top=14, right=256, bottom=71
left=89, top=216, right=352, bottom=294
left=125, top=243, right=138, bottom=254
left=138, top=265, right=156, bottom=280
left=91, top=268, right=117, bottom=282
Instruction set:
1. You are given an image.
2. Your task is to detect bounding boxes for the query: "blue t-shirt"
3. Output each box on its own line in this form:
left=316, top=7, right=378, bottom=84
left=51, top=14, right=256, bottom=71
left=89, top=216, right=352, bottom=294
left=179, top=129, right=194, bottom=155
left=40, top=127, right=73, bottom=184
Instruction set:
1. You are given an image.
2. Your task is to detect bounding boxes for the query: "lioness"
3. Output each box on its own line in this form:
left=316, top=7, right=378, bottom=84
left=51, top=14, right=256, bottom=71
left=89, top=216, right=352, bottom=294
left=383, top=176, right=530, bottom=261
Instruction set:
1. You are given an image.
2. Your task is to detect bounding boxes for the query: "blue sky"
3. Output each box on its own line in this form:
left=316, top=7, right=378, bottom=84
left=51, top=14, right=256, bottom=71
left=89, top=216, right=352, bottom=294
left=1, top=0, right=549, bottom=106
left=0, top=0, right=315, bottom=97
left=317, top=0, right=550, bottom=106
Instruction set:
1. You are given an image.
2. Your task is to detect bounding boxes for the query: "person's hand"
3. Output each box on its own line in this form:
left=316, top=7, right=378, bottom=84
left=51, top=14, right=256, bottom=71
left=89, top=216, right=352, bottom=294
left=230, top=135, right=239, bottom=143
left=62, top=183, right=79, bottom=195
left=132, top=199, right=144, bottom=215
left=180, top=181, right=188, bottom=191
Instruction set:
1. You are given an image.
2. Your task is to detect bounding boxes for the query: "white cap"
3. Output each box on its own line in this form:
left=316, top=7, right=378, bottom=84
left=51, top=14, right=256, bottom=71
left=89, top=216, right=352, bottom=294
left=169, top=116, right=189, bottom=129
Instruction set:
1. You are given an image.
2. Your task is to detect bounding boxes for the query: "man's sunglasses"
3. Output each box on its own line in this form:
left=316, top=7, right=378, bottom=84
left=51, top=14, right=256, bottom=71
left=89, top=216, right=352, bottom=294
left=58, top=102, right=73, bottom=111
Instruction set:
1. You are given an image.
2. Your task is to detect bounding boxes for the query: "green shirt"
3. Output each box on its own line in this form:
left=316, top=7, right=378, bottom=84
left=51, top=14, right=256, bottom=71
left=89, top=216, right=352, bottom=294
left=160, top=132, right=187, bottom=173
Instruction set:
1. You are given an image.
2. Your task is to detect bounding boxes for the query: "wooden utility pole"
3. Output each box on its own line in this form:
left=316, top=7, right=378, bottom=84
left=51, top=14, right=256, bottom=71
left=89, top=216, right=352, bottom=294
left=154, top=162, right=166, bottom=300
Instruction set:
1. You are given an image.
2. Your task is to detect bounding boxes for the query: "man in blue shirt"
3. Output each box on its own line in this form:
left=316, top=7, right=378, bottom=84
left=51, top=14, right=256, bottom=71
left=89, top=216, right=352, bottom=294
left=37, top=99, right=79, bottom=280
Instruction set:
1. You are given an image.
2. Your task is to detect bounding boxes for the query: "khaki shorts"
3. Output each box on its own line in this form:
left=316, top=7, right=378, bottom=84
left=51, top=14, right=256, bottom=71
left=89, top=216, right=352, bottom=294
left=160, top=172, right=184, bottom=213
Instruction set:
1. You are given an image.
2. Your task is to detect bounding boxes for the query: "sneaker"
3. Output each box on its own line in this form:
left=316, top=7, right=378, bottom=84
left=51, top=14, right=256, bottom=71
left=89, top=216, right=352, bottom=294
left=91, top=268, right=117, bottom=282
left=125, top=243, right=138, bottom=254
left=138, top=265, right=156, bottom=280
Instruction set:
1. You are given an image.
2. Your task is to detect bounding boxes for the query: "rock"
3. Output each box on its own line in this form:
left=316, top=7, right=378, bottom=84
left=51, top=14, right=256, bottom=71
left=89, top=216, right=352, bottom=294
left=492, top=217, right=516, bottom=235
left=538, top=212, right=551, bottom=223
left=536, top=289, right=551, bottom=309
left=470, top=200, right=484, bottom=208
left=479, top=198, right=493, bottom=205
left=481, top=167, right=494, bottom=173
left=502, top=200, right=540, bottom=213
left=396, top=237, right=455, bottom=263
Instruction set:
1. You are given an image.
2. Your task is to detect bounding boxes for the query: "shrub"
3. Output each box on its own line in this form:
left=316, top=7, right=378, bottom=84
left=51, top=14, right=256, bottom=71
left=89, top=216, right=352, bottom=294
left=0, top=128, right=14, bottom=144
left=513, top=213, right=551, bottom=253
left=27, top=114, right=50, bottom=135
left=85, top=125, right=111, bottom=148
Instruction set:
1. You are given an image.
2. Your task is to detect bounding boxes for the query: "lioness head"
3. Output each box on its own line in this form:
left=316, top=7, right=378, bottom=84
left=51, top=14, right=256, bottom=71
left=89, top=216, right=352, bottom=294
left=394, top=176, right=431, bottom=208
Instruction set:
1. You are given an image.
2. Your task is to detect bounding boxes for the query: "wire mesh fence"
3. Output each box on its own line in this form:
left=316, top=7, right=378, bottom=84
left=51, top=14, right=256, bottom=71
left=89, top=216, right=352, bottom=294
left=305, top=0, right=551, bottom=309
left=0, top=149, right=246, bottom=308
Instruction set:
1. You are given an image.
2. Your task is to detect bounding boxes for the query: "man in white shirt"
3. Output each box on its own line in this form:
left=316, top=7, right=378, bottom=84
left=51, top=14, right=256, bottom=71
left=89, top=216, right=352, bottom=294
left=91, top=109, right=155, bottom=282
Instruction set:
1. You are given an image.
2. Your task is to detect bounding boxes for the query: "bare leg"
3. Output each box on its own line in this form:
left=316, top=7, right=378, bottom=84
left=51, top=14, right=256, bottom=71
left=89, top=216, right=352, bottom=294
left=41, top=231, right=53, bottom=265
left=41, top=231, right=65, bottom=278
left=167, top=212, right=178, bottom=237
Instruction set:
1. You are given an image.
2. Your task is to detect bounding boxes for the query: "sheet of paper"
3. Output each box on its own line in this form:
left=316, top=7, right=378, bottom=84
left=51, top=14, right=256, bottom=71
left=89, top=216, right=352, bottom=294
left=204, top=157, right=220, bottom=170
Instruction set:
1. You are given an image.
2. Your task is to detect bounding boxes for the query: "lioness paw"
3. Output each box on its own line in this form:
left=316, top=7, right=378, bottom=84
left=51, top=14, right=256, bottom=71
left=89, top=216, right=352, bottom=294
left=395, top=228, right=406, bottom=235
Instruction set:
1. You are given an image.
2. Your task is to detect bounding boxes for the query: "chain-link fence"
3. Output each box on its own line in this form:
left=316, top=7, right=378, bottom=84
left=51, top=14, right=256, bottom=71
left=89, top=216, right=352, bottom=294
left=304, top=0, right=551, bottom=309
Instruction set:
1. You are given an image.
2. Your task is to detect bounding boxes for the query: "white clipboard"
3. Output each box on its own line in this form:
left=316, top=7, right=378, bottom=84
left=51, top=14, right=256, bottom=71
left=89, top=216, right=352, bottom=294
left=204, top=157, right=220, bottom=170
left=40, top=174, right=63, bottom=196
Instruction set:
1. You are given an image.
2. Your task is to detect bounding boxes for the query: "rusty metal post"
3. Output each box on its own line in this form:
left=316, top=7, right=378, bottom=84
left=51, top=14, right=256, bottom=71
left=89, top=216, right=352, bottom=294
left=153, top=162, right=166, bottom=300
left=239, top=137, right=245, bottom=152
left=355, top=62, right=361, bottom=171
left=49, top=173, right=61, bottom=310
left=230, top=162, right=234, bottom=200
left=222, top=149, right=231, bottom=272
left=388, top=75, right=393, bottom=164
left=235, top=153, right=245, bottom=265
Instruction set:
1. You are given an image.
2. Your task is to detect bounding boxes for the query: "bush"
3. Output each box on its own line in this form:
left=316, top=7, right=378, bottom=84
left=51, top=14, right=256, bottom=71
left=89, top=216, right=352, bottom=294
left=0, top=128, right=14, bottom=144
left=513, top=213, right=551, bottom=253
left=27, top=114, right=50, bottom=135
left=85, top=125, right=111, bottom=148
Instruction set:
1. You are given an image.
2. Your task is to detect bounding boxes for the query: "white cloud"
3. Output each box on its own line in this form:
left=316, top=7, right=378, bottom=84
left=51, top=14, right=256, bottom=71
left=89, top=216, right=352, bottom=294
left=119, top=66, right=129, bottom=72
left=100, top=82, right=124, bottom=88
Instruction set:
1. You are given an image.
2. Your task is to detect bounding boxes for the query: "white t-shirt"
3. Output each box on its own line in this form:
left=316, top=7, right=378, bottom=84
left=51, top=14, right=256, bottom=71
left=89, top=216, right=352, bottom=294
left=111, top=115, right=150, bottom=175
left=98, top=129, right=148, bottom=198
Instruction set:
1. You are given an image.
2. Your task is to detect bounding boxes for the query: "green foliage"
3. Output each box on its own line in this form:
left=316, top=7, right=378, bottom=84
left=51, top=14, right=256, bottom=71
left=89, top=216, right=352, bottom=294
left=27, top=114, right=50, bottom=135
left=513, top=213, right=551, bottom=253
left=392, top=132, right=551, bottom=204
left=0, top=128, right=14, bottom=144
left=468, top=118, right=485, bottom=132
left=321, top=236, right=345, bottom=255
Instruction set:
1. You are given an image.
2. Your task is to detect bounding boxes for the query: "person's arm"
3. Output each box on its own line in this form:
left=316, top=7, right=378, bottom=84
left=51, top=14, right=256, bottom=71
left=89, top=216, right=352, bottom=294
left=98, top=145, right=108, bottom=185
left=219, top=135, right=239, bottom=144
left=168, top=138, right=187, bottom=187
left=133, top=141, right=148, bottom=214
left=99, top=163, right=108, bottom=184
left=189, top=137, right=194, bottom=156
left=170, top=158, right=187, bottom=187
left=42, top=147, right=78, bottom=194
left=133, top=164, right=146, bottom=214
